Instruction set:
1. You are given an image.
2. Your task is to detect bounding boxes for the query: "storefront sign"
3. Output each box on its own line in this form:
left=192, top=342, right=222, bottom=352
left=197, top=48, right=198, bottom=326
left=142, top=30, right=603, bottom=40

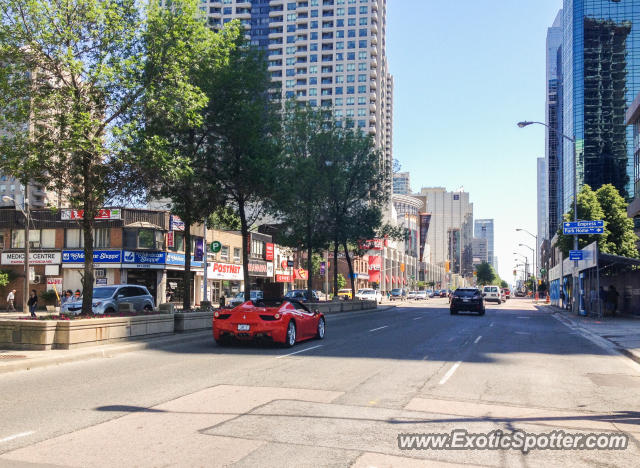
left=165, top=252, right=203, bottom=268
left=293, top=268, right=308, bottom=280
left=248, top=259, right=269, bottom=277
left=96, top=278, right=108, bottom=285
left=281, top=260, right=289, bottom=269
left=61, top=208, right=121, bottom=220
left=265, top=243, right=274, bottom=261
left=167, top=231, right=174, bottom=248
left=123, top=251, right=166, bottom=269
left=2, top=252, right=61, bottom=265
left=276, top=274, right=293, bottom=283
left=359, top=238, right=384, bottom=251
left=169, top=214, right=185, bottom=231
left=62, top=250, right=122, bottom=264
left=208, top=262, right=243, bottom=281
left=368, top=256, right=381, bottom=283
left=194, top=239, right=204, bottom=262
left=46, top=277, right=63, bottom=292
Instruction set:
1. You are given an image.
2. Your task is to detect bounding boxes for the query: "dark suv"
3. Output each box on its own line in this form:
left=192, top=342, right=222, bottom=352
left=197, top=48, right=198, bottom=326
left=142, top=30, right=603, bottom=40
left=450, top=288, right=485, bottom=316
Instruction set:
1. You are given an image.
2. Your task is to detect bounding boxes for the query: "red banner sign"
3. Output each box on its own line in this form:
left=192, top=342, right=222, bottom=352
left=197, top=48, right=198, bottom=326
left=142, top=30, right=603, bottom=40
left=276, top=274, right=292, bottom=283
left=167, top=231, right=174, bottom=248
left=293, top=268, right=308, bottom=280
left=265, top=243, right=274, bottom=261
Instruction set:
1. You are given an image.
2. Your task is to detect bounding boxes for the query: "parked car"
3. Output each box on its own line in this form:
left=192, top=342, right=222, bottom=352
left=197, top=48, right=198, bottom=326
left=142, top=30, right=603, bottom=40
left=355, top=288, right=382, bottom=303
left=450, top=288, right=485, bottom=315
left=482, top=285, right=502, bottom=304
left=499, top=289, right=506, bottom=302
left=213, top=298, right=325, bottom=347
left=389, top=288, right=406, bottom=301
left=414, top=290, right=428, bottom=300
left=229, top=290, right=263, bottom=308
left=61, top=285, right=154, bottom=315
left=284, top=289, right=319, bottom=303
left=502, top=288, right=511, bottom=299
left=427, top=290, right=435, bottom=298
left=336, top=289, right=353, bottom=300
left=439, top=289, right=448, bottom=298
left=407, top=291, right=417, bottom=300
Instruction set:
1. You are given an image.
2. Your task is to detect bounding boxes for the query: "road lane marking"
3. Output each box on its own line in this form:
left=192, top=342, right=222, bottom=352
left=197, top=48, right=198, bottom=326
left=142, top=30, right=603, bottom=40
left=489, top=322, right=494, bottom=327
left=439, top=361, right=462, bottom=385
left=515, top=332, right=531, bottom=335
left=474, top=336, right=482, bottom=344
left=517, top=317, right=531, bottom=319
left=413, top=316, right=424, bottom=321
left=369, top=326, right=388, bottom=332
left=276, top=345, right=323, bottom=359
left=0, top=431, right=34, bottom=443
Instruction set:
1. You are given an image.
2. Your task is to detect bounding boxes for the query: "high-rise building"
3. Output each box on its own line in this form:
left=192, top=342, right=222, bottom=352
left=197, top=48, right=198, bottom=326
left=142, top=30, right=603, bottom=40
left=205, top=0, right=393, bottom=172
left=474, top=219, right=496, bottom=271
left=546, top=9, right=563, bottom=238
left=472, top=237, right=488, bottom=266
left=560, top=0, right=640, bottom=213
left=537, top=157, right=548, bottom=257
left=414, top=188, right=474, bottom=280
left=393, top=172, right=411, bottom=195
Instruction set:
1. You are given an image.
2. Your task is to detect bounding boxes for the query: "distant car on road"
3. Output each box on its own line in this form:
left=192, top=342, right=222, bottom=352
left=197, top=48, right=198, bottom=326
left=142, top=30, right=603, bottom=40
left=284, top=289, right=319, bottom=303
left=450, top=288, right=485, bottom=315
left=426, top=290, right=435, bottom=298
left=514, top=290, right=525, bottom=297
left=482, top=285, right=502, bottom=304
left=407, top=291, right=417, bottom=300
left=502, top=288, right=511, bottom=299
left=389, top=288, right=406, bottom=301
left=336, top=289, right=353, bottom=300
left=439, top=290, right=448, bottom=298
left=355, top=288, right=382, bottom=304
left=414, top=290, right=428, bottom=300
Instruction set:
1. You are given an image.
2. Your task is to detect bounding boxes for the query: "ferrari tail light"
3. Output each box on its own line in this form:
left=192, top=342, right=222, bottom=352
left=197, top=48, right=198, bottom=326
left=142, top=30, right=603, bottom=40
left=274, top=313, right=281, bottom=319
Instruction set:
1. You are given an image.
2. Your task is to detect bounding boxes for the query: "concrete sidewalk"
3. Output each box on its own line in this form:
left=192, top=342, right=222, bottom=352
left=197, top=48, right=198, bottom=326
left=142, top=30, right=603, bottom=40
left=542, top=305, right=640, bottom=364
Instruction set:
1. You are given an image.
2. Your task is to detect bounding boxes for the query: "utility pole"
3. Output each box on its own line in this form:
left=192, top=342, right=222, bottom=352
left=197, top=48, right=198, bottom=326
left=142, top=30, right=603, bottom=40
left=23, top=184, right=30, bottom=314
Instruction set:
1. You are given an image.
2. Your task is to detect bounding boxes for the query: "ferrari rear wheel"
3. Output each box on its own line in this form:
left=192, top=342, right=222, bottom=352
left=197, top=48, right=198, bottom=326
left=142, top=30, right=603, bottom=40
left=285, top=321, right=296, bottom=347
left=316, top=317, right=325, bottom=340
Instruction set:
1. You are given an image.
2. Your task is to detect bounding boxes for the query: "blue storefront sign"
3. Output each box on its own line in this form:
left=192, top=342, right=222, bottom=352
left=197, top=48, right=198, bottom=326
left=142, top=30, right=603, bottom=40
left=122, top=251, right=166, bottom=269
left=165, top=252, right=203, bottom=268
left=62, top=250, right=122, bottom=264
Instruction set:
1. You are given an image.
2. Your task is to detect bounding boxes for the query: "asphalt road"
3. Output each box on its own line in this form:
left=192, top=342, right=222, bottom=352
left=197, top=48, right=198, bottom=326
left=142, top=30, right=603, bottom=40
left=1, top=298, right=639, bottom=467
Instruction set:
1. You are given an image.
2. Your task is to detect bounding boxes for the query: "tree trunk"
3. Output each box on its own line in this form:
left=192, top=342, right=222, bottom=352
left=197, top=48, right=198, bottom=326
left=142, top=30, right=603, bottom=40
left=239, top=199, right=251, bottom=302
left=182, top=219, right=192, bottom=311
left=343, top=241, right=356, bottom=299
left=81, top=204, right=95, bottom=315
left=332, top=240, right=339, bottom=297
left=306, top=221, right=313, bottom=301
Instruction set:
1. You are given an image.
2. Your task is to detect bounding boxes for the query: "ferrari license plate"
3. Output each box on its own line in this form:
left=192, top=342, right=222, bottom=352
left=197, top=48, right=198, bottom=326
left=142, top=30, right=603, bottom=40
left=237, top=324, right=250, bottom=331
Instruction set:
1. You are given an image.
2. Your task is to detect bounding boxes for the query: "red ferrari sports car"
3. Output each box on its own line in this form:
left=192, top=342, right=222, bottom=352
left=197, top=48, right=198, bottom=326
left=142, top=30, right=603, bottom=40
left=212, top=299, right=325, bottom=347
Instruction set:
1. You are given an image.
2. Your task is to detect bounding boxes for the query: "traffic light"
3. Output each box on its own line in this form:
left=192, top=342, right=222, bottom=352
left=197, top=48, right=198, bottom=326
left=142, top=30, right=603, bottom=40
left=513, top=270, right=516, bottom=276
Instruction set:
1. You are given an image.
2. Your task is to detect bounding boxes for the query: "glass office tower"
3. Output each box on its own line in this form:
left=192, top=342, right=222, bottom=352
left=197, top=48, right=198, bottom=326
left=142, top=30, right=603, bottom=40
left=562, top=0, right=640, bottom=214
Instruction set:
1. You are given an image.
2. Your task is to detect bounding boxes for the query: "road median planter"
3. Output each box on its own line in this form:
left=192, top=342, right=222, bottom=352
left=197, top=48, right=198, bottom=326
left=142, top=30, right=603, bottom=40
left=314, top=300, right=378, bottom=314
left=0, top=314, right=175, bottom=350
left=174, top=310, right=214, bottom=332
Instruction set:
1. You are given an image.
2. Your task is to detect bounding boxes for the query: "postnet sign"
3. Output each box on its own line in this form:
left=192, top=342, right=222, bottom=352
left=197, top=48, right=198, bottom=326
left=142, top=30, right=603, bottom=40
left=208, top=262, right=243, bottom=281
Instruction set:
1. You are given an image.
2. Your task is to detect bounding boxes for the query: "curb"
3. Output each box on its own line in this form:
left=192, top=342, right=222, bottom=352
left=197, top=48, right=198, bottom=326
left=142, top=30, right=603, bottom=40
left=0, top=330, right=212, bottom=375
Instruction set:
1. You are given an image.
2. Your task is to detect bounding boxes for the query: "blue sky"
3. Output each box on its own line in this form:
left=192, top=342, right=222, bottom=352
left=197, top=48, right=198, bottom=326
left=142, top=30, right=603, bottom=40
left=387, top=0, right=563, bottom=282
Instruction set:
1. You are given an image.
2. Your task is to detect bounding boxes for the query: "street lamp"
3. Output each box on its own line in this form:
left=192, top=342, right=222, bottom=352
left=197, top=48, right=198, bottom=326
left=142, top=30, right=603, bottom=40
left=518, top=120, right=578, bottom=313
left=3, top=188, right=30, bottom=314
left=519, top=243, right=536, bottom=298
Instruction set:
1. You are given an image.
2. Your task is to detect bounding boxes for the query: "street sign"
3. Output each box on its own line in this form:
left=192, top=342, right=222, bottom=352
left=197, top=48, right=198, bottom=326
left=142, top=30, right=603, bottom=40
left=563, top=227, right=604, bottom=235
left=210, top=241, right=222, bottom=253
left=563, top=220, right=604, bottom=229
left=569, top=250, right=584, bottom=261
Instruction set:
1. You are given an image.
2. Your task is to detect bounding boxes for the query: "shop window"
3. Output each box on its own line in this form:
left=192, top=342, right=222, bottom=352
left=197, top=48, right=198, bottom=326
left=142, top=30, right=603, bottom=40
left=234, top=248, right=241, bottom=263
left=220, top=245, right=229, bottom=261
left=169, top=232, right=185, bottom=252
left=12, top=229, right=42, bottom=248
left=123, top=229, right=164, bottom=250
left=41, top=229, right=56, bottom=248
left=138, top=230, right=155, bottom=249
left=94, top=228, right=110, bottom=248
left=66, top=228, right=108, bottom=248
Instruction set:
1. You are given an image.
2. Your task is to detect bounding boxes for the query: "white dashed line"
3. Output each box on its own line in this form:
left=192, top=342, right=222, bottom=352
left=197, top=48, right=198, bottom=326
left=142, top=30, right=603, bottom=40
left=515, top=332, right=531, bottom=335
left=517, top=317, right=531, bottom=319
left=474, top=335, right=482, bottom=344
left=369, top=326, right=388, bottom=332
left=489, top=322, right=494, bottom=327
left=0, top=431, right=34, bottom=443
left=413, top=316, right=425, bottom=321
left=439, top=361, right=462, bottom=385
left=276, top=345, right=323, bottom=359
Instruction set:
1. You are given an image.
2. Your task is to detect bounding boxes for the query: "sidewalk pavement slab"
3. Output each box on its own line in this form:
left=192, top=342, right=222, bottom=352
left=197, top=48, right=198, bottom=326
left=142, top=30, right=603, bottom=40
left=541, top=304, right=640, bottom=365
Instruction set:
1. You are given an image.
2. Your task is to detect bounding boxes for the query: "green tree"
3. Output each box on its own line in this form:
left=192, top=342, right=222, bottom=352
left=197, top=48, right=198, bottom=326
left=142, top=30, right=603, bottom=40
left=202, top=36, right=281, bottom=301
left=475, top=262, right=498, bottom=286
left=0, top=0, right=209, bottom=314
left=500, top=280, right=509, bottom=289
left=139, top=18, right=240, bottom=310
left=336, top=274, right=346, bottom=291
left=556, top=185, right=606, bottom=257
left=596, top=184, right=639, bottom=258
left=0, top=270, right=8, bottom=288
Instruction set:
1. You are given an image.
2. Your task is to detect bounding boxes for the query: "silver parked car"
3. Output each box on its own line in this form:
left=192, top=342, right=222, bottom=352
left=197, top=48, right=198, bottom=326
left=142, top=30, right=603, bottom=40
left=62, top=285, right=155, bottom=315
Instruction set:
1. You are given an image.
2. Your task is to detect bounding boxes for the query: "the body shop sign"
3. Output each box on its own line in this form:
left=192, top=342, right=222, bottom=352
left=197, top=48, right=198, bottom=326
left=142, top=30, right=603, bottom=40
left=208, top=262, right=243, bottom=281
left=2, top=252, right=61, bottom=265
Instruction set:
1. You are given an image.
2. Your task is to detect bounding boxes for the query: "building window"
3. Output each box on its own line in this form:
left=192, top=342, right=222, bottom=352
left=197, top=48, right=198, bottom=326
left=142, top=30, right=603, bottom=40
left=220, top=245, right=229, bottom=261
left=123, top=229, right=164, bottom=250
left=233, top=248, right=241, bottom=263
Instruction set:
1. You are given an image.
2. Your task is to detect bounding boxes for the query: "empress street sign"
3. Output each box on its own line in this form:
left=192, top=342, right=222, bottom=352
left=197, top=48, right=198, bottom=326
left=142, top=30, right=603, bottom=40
left=563, top=221, right=603, bottom=228
left=563, top=220, right=604, bottom=235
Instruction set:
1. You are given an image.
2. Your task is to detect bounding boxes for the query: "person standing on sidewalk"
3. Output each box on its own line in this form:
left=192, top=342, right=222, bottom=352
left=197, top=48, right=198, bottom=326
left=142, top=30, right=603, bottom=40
left=6, top=289, right=16, bottom=311
left=607, top=285, right=619, bottom=316
left=27, top=289, right=38, bottom=318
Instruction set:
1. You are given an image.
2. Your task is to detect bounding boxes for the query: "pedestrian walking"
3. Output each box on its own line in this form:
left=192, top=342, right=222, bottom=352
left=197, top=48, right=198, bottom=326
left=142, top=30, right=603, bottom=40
left=219, top=294, right=226, bottom=309
left=27, top=289, right=38, bottom=318
left=6, top=289, right=16, bottom=311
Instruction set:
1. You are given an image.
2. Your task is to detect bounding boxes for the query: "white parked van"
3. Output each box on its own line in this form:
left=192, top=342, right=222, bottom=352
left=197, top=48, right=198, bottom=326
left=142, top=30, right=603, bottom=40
left=482, top=285, right=502, bottom=304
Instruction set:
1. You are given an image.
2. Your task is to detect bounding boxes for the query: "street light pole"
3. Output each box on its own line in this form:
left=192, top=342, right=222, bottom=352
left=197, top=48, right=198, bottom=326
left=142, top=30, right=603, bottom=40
left=518, top=121, right=578, bottom=313
left=4, top=188, right=30, bottom=313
